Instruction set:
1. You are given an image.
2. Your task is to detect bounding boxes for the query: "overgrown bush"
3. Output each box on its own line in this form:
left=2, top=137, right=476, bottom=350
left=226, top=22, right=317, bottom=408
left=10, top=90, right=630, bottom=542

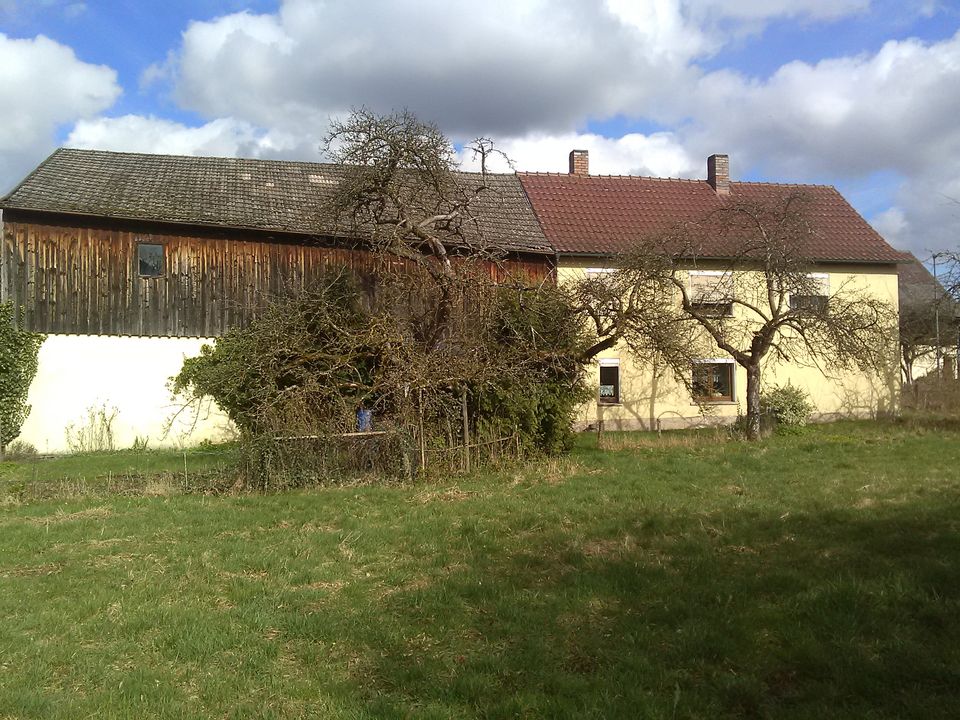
left=173, top=268, right=591, bottom=485
left=473, top=286, right=591, bottom=455
left=0, top=302, right=44, bottom=458
left=760, top=384, right=814, bottom=430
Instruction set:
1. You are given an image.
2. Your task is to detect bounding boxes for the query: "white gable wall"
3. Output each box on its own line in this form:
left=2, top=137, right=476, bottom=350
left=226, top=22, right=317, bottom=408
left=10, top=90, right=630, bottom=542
left=17, top=335, right=235, bottom=454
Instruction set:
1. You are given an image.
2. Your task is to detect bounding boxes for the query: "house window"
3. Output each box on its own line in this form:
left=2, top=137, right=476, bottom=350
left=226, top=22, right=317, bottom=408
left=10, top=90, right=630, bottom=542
left=692, top=360, right=734, bottom=402
left=137, top=243, right=164, bottom=277
left=689, top=270, right=734, bottom=317
left=584, top=268, right=618, bottom=324
left=599, top=359, right=620, bottom=405
left=789, top=273, right=829, bottom=313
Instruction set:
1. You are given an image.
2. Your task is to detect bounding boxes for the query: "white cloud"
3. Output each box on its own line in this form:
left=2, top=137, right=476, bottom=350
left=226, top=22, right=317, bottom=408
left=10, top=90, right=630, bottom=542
left=0, top=33, right=119, bottom=192
left=871, top=170, right=960, bottom=254
left=690, top=31, right=960, bottom=178
left=10, top=0, right=956, bottom=256
left=679, top=30, right=960, bottom=252
left=459, top=131, right=699, bottom=179
left=65, top=115, right=304, bottom=159
left=161, top=0, right=866, bottom=143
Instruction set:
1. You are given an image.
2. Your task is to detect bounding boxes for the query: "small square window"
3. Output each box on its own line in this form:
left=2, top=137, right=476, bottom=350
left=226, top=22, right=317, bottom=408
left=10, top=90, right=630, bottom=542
left=692, top=361, right=734, bottom=402
left=599, top=360, right=620, bottom=405
left=689, top=271, right=734, bottom=317
left=138, top=243, right=164, bottom=277
left=789, top=273, right=829, bottom=314
left=789, top=294, right=828, bottom=313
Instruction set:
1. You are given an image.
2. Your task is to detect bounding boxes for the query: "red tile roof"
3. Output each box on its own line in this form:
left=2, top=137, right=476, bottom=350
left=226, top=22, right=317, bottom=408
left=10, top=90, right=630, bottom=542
left=518, top=172, right=906, bottom=264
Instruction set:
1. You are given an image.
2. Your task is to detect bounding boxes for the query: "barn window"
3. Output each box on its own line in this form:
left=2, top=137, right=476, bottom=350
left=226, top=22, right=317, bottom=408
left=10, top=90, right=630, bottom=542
left=138, top=243, right=164, bottom=277
left=599, top=359, right=620, bottom=405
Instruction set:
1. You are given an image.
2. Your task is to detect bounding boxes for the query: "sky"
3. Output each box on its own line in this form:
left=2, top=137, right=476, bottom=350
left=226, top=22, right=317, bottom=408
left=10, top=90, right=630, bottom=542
left=1, top=0, right=959, bottom=257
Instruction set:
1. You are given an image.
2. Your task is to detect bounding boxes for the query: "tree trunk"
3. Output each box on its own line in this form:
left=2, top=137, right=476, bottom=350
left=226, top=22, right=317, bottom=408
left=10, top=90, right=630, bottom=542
left=745, top=363, right=762, bottom=440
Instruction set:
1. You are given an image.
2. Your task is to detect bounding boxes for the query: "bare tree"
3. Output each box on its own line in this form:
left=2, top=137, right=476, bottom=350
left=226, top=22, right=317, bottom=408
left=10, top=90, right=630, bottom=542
left=579, top=194, right=897, bottom=439
left=321, top=108, right=510, bottom=347
left=898, top=254, right=956, bottom=385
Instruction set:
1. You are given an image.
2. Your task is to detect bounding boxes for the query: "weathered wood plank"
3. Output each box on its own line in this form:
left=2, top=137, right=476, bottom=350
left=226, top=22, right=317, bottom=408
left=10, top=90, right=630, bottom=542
left=1, top=215, right=552, bottom=338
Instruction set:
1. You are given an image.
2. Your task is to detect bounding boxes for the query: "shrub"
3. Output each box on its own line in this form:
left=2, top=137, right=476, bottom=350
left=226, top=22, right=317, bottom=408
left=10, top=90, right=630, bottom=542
left=173, top=268, right=591, bottom=484
left=3, top=440, right=38, bottom=460
left=65, top=404, right=118, bottom=453
left=760, top=384, right=814, bottom=430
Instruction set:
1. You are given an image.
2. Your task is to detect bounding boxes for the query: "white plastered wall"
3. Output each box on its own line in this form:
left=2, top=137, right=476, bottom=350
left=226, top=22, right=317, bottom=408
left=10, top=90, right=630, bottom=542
left=17, top=335, right=235, bottom=453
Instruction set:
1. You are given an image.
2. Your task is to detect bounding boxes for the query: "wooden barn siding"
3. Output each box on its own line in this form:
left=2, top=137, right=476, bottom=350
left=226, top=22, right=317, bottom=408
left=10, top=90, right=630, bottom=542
left=0, top=215, right=552, bottom=338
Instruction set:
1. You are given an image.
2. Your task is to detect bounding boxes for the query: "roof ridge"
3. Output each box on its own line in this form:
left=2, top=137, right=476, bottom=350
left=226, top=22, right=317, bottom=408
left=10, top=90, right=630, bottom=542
left=517, top=170, right=704, bottom=183
left=53, top=146, right=517, bottom=179
left=732, top=179, right=837, bottom=190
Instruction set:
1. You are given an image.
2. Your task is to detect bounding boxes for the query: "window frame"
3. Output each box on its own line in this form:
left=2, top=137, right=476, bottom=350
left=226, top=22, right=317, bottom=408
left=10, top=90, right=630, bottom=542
left=789, top=272, right=829, bottom=313
left=598, top=358, right=621, bottom=405
left=136, top=241, right=165, bottom=278
left=688, top=270, right=734, bottom=317
left=691, top=359, right=735, bottom=403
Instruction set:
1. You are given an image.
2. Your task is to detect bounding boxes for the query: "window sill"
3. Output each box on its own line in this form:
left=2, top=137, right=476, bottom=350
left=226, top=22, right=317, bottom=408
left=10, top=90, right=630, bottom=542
left=691, top=400, right=737, bottom=406
left=598, top=401, right=622, bottom=407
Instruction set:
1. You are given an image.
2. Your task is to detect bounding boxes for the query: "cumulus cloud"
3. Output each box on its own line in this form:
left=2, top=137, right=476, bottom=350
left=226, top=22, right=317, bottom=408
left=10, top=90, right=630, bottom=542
left=161, top=0, right=866, bottom=143
left=0, top=33, right=119, bottom=192
left=875, top=170, right=960, bottom=254
left=160, top=1, right=696, bottom=140
left=65, top=115, right=302, bottom=158
left=681, top=30, right=960, bottom=252
left=690, top=31, right=960, bottom=178
left=459, top=131, right=699, bottom=179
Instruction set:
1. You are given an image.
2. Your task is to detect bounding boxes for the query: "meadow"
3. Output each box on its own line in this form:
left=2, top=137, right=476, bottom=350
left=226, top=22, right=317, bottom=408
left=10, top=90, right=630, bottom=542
left=1, top=420, right=959, bottom=719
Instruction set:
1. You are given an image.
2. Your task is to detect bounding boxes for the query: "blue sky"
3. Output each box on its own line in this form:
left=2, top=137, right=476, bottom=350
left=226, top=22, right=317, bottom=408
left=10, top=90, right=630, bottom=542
left=1, top=0, right=959, bottom=255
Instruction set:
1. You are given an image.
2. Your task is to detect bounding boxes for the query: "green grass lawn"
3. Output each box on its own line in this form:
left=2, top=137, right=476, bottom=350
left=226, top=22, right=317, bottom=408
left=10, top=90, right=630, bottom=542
left=1, top=421, right=959, bottom=719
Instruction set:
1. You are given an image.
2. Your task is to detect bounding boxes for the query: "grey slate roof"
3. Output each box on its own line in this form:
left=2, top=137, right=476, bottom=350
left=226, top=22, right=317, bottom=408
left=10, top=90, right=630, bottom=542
left=1, top=148, right=553, bottom=255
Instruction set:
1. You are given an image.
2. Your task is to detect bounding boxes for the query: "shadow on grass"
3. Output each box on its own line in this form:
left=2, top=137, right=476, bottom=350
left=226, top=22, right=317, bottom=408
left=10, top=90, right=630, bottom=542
left=337, top=498, right=960, bottom=719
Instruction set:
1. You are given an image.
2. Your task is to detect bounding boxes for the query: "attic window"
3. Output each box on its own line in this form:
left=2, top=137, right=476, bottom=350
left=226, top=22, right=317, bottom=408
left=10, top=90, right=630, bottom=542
left=137, top=243, right=164, bottom=278
left=689, top=270, right=734, bottom=317
left=790, top=273, right=830, bottom=313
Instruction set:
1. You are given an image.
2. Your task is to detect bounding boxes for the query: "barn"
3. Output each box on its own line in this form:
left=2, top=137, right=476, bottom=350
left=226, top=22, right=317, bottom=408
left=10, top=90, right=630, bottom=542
left=0, top=148, right=553, bottom=452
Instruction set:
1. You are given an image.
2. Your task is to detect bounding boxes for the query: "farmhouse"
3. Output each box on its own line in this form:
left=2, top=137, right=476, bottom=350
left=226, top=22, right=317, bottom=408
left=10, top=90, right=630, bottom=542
left=0, top=149, right=553, bottom=452
left=518, top=151, right=905, bottom=430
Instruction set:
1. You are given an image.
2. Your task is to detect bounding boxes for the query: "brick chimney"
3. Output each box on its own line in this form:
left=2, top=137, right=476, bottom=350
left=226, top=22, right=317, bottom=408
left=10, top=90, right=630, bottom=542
left=707, top=154, right=729, bottom=195
left=569, top=149, right=589, bottom=176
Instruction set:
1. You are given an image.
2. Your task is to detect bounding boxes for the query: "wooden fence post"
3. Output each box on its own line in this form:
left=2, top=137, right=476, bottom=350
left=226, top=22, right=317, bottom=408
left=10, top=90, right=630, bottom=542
left=418, top=388, right=426, bottom=473
left=461, top=386, right=470, bottom=474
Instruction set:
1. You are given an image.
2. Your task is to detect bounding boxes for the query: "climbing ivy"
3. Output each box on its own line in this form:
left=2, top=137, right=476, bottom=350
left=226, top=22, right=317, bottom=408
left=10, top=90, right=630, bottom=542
left=0, top=302, right=44, bottom=456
